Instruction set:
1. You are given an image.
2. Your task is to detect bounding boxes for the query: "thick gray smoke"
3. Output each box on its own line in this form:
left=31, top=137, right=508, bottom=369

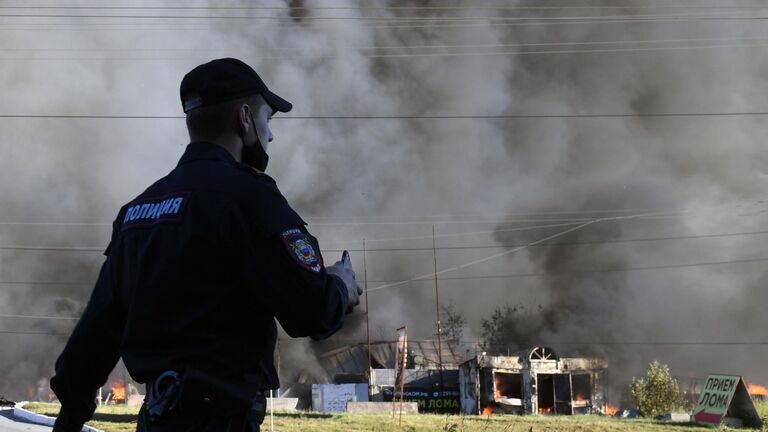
left=1, top=0, right=768, bottom=402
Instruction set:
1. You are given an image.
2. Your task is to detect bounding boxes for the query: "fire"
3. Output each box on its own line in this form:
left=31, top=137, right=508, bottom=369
left=482, top=407, right=493, bottom=416
left=604, top=404, right=618, bottom=416
left=574, top=393, right=586, bottom=401
left=538, top=407, right=553, bottom=414
left=747, top=383, right=768, bottom=396
left=110, top=380, right=126, bottom=404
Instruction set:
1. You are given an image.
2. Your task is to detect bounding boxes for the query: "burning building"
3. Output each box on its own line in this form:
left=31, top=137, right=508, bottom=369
left=459, top=347, right=607, bottom=416
left=747, top=383, right=768, bottom=402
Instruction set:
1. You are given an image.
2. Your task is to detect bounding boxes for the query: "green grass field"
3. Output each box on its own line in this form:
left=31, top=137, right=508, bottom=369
left=24, top=402, right=768, bottom=432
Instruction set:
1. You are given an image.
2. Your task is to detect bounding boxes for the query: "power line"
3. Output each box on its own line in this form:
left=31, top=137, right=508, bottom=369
left=474, top=341, right=768, bottom=346
left=0, top=216, right=680, bottom=253
left=2, top=5, right=768, bottom=11
left=0, top=330, right=69, bottom=336
left=0, top=314, right=78, bottom=321
left=321, top=221, right=590, bottom=247
left=364, top=256, right=768, bottom=285
left=5, top=41, right=768, bottom=59
left=0, top=281, right=90, bottom=287
left=2, top=15, right=768, bottom=31
left=368, top=219, right=602, bottom=293
left=5, top=35, right=768, bottom=52
left=1, top=328, right=765, bottom=346
left=4, top=224, right=768, bottom=254
left=0, top=12, right=754, bottom=21
left=324, top=228, right=768, bottom=252
left=4, top=254, right=768, bottom=290
left=365, top=210, right=753, bottom=293
left=0, top=218, right=599, bottom=227
left=0, top=245, right=102, bottom=252
left=4, top=112, right=768, bottom=120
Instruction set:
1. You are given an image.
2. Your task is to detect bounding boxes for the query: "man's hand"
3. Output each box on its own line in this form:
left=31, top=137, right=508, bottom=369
left=326, top=250, right=363, bottom=314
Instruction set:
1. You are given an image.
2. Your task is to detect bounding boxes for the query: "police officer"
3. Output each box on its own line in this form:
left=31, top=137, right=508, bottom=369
left=50, top=58, right=362, bottom=432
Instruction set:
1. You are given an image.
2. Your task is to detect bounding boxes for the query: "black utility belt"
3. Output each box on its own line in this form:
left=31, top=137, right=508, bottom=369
left=145, top=368, right=266, bottom=425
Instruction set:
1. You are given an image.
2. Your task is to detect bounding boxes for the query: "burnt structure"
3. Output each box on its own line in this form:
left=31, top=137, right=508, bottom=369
left=317, top=340, right=469, bottom=413
left=459, top=347, right=607, bottom=415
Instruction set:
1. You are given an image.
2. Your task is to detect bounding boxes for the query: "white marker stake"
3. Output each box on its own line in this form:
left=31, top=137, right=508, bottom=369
left=270, top=389, right=274, bottom=432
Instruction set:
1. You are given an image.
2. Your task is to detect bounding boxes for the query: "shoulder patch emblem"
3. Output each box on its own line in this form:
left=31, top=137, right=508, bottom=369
left=281, top=228, right=322, bottom=272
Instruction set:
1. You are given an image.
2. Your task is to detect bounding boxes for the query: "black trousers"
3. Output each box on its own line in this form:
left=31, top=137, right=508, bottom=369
left=136, top=403, right=261, bottom=432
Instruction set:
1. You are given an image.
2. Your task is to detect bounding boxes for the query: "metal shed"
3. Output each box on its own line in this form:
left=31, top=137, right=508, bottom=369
left=459, top=347, right=607, bottom=416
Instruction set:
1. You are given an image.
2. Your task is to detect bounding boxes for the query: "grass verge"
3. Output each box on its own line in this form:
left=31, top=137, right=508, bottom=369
left=24, top=402, right=768, bottom=432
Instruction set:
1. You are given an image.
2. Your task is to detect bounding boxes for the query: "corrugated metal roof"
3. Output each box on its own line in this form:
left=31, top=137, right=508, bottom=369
left=319, top=340, right=472, bottom=376
left=372, top=369, right=459, bottom=387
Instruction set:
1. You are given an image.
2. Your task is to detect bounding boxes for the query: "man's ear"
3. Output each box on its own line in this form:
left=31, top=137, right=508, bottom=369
left=238, top=104, right=251, bottom=135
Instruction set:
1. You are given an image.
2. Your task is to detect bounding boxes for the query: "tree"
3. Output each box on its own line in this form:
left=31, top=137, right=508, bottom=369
left=480, top=304, right=544, bottom=354
left=630, top=361, right=684, bottom=418
left=441, top=301, right=466, bottom=342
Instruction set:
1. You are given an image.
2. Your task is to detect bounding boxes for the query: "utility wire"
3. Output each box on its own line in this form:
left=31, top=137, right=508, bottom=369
left=0, top=314, right=78, bottom=320
left=0, top=222, right=586, bottom=252
left=0, top=245, right=102, bottom=252
left=3, top=16, right=768, bottom=31
left=0, top=213, right=704, bottom=253
left=3, top=5, right=768, bottom=11
left=6, top=221, right=768, bottom=254
left=1, top=328, right=765, bottom=345
left=0, top=12, right=753, bottom=21
left=320, top=221, right=590, bottom=247
left=4, top=35, right=768, bottom=52
left=0, top=330, right=69, bottom=336
left=4, top=112, right=768, bottom=119
left=323, top=228, right=768, bottom=252
left=3, top=5, right=768, bottom=12
left=365, top=210, right=707, bottom=293
left=5, top=254, right=768, bottom=290
left=0, top=218, right=600, bottom=227
left=0, top=281, right=90, bottom=287
left=469, top=341, right=768, bottom=346
left=5, top=41, right=768, bottom=59
left=367, top=219, right=600, bottom=293
left=363, top=256, right=768, bottom=285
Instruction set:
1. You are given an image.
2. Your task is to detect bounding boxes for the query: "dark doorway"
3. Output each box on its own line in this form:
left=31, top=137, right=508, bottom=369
left=554, top=374, right=573, bottom=415
left=537, top=374, right=573, bottom=415
left=537, top=374, right=555, bottom=414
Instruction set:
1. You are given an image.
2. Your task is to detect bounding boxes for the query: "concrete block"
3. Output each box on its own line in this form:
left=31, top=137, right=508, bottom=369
left=662, top=413, right=691, bottom=422
left=346, top=401, right=418, bottom=414
left=266, top=398, right=299, bottom=411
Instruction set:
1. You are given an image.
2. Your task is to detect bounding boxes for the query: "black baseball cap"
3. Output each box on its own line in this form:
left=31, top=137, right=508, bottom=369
left=180, top=58, right=292, bottom=114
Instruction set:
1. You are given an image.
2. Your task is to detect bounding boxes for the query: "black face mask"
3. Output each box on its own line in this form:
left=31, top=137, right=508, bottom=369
left=241, top=112, right=269, bottom=172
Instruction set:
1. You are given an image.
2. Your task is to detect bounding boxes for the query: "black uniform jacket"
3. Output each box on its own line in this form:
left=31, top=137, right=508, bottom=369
left=50, top=142, right=347, bottom=425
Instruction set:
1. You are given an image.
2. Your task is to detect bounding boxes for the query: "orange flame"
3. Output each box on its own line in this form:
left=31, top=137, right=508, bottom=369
left=747, top=383, right=768, bottom=396
left=604, top=404, right=618, bottom=416
left=574, top=393, right=586, bottom=401
left=539, top=407, right=553, bottom=414
left=110, top=380, right=126, bottom=403
left=482, top=407, right=493, bottom=416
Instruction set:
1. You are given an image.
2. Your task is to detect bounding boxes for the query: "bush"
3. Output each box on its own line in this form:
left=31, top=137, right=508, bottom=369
left=630, top=361, right=683, bottom=418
